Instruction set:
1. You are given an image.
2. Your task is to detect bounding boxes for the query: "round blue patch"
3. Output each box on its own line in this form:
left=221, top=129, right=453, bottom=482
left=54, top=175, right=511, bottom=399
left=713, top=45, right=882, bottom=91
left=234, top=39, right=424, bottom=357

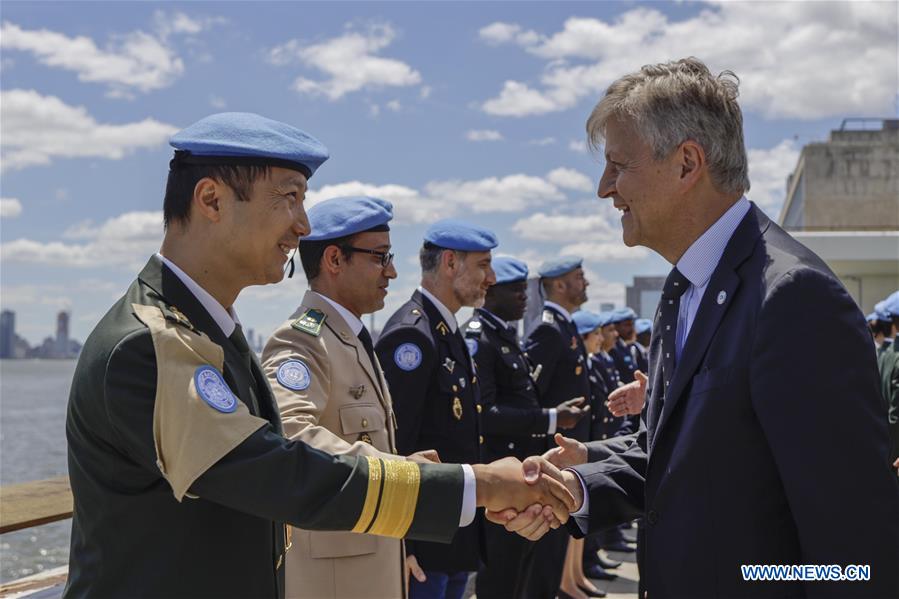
left=465, top=338, right=479, bottom=357
left=276, top=360, right=312, bottom=391
left=194, top=365, right=238, bottom=413
left=394, top=343, right=423, bottom=371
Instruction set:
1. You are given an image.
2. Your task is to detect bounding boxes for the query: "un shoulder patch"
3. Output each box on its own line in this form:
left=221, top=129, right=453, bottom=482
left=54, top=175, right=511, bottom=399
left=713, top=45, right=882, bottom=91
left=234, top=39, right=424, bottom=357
left=466, top=338, right=479, bottom=357
left=194, top=365, right=238, bottom=413
left=394, top=343, right=423, bottom=371
left=292, top=308, right=326, bottom=336
left=542, top=310, right=555, bottom=324
left=277, top=360, right=312, bottom=391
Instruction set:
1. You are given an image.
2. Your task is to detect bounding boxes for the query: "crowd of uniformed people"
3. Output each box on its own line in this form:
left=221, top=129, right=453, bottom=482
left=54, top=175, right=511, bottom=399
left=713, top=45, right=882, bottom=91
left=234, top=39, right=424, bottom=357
left=62, top=103, right=899, bottom=599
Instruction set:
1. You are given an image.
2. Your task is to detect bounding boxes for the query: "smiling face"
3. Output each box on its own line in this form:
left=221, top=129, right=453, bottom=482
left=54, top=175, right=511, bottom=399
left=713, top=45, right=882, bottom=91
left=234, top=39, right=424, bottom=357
left=452, top=250, right=496, bottom=308
left=600, top=323, right=619, bottom=352
left=598, top=117, right=683, bottom=251
left=338, top=231, right=397, bottom=315
left=219, top=166, right=309, bottom=287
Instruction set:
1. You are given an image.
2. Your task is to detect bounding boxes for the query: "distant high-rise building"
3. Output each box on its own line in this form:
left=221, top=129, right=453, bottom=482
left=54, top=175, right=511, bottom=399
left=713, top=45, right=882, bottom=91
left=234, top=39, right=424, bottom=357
left=779, top=118, right=899, bottom=313
left=626, top=276, right=666, bottom=319
left=599, top=302, right=616, bottom=312
left=57, top=311, right=70, bottom=356
left=1, top=310, right=15, bottom=359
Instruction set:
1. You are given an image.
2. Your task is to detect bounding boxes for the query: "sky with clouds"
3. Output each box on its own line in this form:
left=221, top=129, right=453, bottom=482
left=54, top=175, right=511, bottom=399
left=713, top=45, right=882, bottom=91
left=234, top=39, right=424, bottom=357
left=1, top=1, right=897, bottom=345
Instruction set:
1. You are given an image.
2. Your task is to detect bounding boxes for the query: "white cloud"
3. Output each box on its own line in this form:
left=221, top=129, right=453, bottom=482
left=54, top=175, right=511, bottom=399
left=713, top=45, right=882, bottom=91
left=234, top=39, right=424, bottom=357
left=568, top=139, right=587, bottom=153
left=546, top=167, right=594, bottom=192
left=0, top=15, right=219, bottom=96
left=209, top=94, right=226, bottom=109
left=1, top=211, right=163, bottom=268
left=419, top=86, right=432, bottom=99
left=513, top=211, right=617, bottom=243
left=560, top=241, right=650, bottom=261
left=306, top=181, right=448, bottom=225
left=746, top=139, right=801, bottom=214
left=425, top=174, right=563, bottom=213
left=478, top=22, right=542, bottom=47
left=528, top=137, right=557, bottom=146
left=0, top=89, right=177, bottom=171
left=386, top=100, right=402, bottom=112
left=465, top=129, right=504, bottom=142
left=1, top=198, right=22, bottom=218
left=270, top=23, right=422, bottom=100
left=479, top=3, right=897, bottom=119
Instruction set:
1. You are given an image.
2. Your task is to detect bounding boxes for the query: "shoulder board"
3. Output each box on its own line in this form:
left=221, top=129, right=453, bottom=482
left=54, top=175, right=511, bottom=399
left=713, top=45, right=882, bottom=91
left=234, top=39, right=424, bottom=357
left=160, top=304, right=198, bottom=334
left=542, top=310, right=555, bottom=324
left=291, top=308, right=327, bottom=337
left=401, top=307, right=424, bottom=326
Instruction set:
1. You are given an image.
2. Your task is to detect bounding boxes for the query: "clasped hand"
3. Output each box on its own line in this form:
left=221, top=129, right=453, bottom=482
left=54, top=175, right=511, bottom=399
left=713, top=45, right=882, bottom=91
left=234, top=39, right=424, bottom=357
left=483, top=434, right=588, bottom=540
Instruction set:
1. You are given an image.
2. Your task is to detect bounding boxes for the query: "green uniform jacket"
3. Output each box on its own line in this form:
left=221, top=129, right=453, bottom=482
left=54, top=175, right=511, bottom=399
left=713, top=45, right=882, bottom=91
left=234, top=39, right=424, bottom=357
left=64, top=256, right=463, bottom=599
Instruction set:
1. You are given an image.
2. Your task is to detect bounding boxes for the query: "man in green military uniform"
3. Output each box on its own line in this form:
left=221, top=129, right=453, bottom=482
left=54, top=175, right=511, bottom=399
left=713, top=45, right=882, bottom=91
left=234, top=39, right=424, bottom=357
left=64, top=113, right=575, bottom=598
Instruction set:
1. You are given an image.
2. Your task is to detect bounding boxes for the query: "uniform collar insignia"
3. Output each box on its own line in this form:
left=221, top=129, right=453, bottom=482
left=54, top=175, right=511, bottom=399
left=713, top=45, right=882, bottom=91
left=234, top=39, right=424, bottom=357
left=436, top=321, right=450, bottom=336
left=292, top=308, right=327, bottom=336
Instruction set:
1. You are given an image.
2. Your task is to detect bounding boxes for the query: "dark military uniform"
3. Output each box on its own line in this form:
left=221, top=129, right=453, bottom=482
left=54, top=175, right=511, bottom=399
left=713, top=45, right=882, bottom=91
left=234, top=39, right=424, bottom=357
left=587, top=352, right=628, bottom=441
left=879, top=339, right=899, bottom=465
left=375, top=290, right=484, bottom=574
left=518, top=303, right=590, bottom=598
left=64, top=257, right=464, bottom=598
left=609, top=337, right=637, bottom=384
left=629, top=341, right=649, bottom=374
left=463, top=308, right=546, bottom=599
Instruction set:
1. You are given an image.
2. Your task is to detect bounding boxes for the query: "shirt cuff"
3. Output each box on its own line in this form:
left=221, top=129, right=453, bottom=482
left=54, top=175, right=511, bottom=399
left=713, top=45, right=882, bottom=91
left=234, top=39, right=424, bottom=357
left=547, top=408, right=557, bottom=435
left=567, top=468, right=589, bottom=516
left=459, top=464, right=476, bottom=527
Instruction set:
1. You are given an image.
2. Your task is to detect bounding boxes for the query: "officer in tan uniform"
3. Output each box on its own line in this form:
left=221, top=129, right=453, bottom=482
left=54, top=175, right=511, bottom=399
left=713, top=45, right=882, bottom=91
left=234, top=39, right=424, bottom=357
left=262, top=196, right=437, bottom=598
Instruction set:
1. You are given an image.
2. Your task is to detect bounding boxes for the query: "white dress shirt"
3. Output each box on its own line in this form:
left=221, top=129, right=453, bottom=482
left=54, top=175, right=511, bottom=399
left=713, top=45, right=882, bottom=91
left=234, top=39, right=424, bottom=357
left=571, top=197, right=751, bottom=518
left=157, top=253, right=239, bottom=336
left=311, top=291, right=364, bottom=336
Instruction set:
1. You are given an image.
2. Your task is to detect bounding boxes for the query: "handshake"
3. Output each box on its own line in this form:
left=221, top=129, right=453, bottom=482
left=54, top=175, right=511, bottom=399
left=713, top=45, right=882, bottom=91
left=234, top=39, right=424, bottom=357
left=472, top=434, right=590, bottom=540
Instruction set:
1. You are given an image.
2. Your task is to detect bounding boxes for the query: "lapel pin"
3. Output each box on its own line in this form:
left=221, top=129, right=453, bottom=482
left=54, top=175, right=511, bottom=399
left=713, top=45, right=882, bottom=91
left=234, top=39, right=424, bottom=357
left=717, top=290, right=727, bottom=305
left=443, top=357, right=455, bottom=373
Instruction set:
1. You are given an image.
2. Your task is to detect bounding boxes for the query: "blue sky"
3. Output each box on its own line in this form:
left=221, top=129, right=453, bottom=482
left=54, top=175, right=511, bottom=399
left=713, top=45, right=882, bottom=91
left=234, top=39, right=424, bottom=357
left=2, top=1, right=897, bottom=345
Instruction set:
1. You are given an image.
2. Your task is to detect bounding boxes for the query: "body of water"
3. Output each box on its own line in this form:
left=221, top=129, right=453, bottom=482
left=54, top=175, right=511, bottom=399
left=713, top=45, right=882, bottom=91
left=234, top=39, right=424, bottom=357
left=0, top=359, right=76, bottom=583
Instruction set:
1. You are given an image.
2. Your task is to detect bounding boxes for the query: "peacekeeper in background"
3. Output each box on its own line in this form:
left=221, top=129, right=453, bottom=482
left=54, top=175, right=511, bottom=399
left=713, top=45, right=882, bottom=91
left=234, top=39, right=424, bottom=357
left=607, top=307, right=639, bottom=384
left=631, top=318, right=652, bottom=373
left=520, top=256, right=591, bottom=599
left=462, top=256, right=588, bottom=599
left=63, top=113, right=577, bottom=599
left=876, top=291, right=899, bottom=471
left=262, top=196, right=438, bottom=598
left=375, top=220, right=496, bottom=599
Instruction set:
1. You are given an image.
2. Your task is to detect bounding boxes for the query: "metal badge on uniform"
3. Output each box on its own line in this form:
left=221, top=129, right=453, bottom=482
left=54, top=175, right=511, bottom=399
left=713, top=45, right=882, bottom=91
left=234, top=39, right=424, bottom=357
left=465, top=338, right=479, bottom=357
left=458, top=376, right=466, bottom=389
left=542, top=310, right=554, bottom=324
left=468, top=321, right=482, bottom=331
left=394, top=343, right=422, bottom=371
left=194, top=365, right=238, bottom=413
left=349, top=384, right=366, bottom=399
left=501, top=345, right=510, bottom=354
left=359, top=433, right=373, bottom=444
left=276, top=360, right=312, bottom=391
left=436, top=321, right=450, bottom=336
left=717, top=290, right=727, bottom=305
left=443, top=357, right=455, bottom=373
left=575, top=365, right=583, bottom=376
left=452, top=397, right=463, bottom=420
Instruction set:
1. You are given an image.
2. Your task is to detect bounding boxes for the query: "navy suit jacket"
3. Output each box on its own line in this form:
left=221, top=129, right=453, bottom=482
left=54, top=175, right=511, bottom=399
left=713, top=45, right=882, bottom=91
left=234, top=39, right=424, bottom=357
left=569, top=205, right=899, bottom=598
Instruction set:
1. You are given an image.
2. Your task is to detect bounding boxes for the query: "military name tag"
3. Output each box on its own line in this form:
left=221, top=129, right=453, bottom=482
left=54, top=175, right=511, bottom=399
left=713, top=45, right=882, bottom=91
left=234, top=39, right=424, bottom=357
left=452, top=397, right=463, bottom=420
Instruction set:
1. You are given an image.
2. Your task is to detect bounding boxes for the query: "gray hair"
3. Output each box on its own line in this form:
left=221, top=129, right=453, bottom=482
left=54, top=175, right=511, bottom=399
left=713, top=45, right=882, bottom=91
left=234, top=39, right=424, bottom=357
left=586, top=57, right=750, bottom=195
left=420, top=243, right=467, bottom=274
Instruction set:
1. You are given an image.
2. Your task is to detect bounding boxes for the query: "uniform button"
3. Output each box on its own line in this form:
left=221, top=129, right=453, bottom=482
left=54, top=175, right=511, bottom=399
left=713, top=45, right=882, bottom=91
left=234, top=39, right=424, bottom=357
left=479, top=435, right=484, bottom=444
left=452, top=384, right=458, bottom=392
left=472, top=376, right=477, bottom=384
left=603, top=417, right=608, bottom=423
left=361, top=418, right=369, bottom=428
left=601, top=435, right=607, bottom=439
left=476, top=404, right=482, bottom=413
left=508, top=442, right=515, bottom=450
left=647, top=509, right=659, bottom=525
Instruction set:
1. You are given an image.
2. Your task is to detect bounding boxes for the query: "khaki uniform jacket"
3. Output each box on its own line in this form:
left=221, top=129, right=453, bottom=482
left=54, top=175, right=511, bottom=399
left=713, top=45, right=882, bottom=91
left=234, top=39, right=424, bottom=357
left=262, top=290, right=405, bottom=599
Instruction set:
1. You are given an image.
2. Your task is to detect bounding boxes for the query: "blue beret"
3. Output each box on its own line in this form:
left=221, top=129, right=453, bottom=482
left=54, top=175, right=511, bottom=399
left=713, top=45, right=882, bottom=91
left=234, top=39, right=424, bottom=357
left=170, top=112, right=329, bottom=179
left=492, top=256, right=529, bottom=285
left=424, top=219, right=498, bottom=252
left=880, top=291, right=899, bottom=317
left=635, top=318, right=653, bottom=335
left=304, top=196, right=392, bottom=242
left=609, top=307, right=638, bottom=324
left=572, top=310, right=603, bottom=336
left=597, top=311, right=615, bottom=327
left=537, top=256, right=583, bottom=278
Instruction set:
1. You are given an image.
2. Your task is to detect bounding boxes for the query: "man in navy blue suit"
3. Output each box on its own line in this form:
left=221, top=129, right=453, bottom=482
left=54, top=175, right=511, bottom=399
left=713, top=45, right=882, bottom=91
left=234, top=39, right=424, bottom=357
left=491, top=57, right=899, bottom=598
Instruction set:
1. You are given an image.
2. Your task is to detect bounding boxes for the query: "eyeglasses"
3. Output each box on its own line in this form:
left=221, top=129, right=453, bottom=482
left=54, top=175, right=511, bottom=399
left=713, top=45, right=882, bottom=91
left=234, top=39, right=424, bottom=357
left=342, top=245, right=395, bottom=268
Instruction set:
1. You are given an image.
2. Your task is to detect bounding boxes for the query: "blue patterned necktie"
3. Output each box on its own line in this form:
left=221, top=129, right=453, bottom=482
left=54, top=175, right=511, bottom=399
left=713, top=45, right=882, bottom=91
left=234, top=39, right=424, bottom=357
left=659, top=267, right=690, bottom=395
